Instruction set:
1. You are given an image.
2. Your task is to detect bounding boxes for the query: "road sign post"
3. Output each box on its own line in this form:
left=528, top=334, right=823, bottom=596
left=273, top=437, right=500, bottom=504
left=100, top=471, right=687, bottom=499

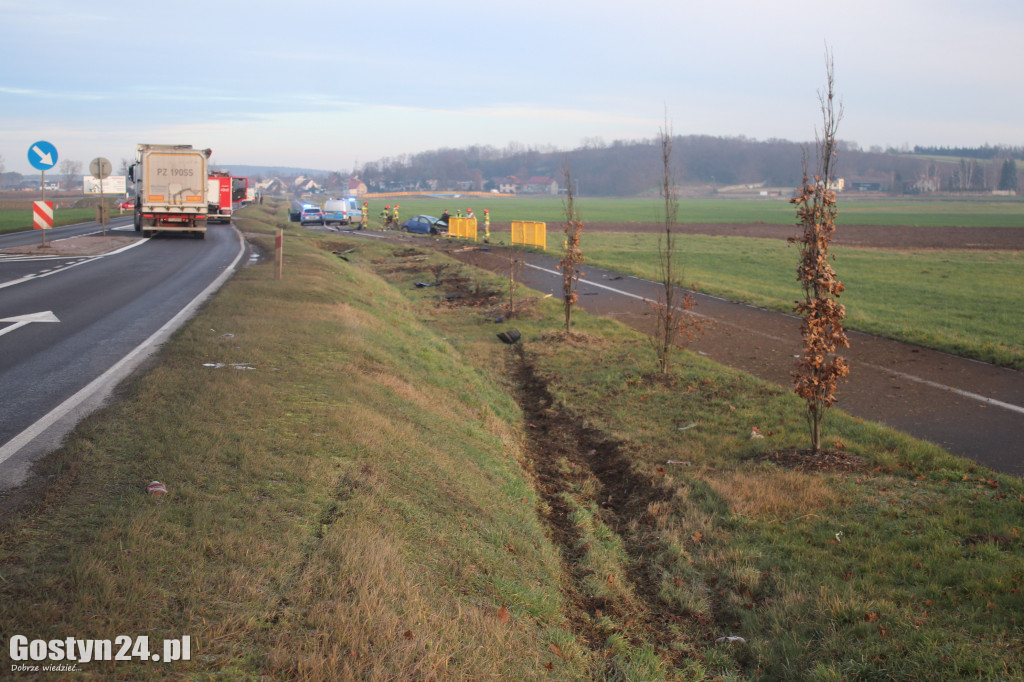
left=275, top=227, right=284, bottom=280
left=33, top=200, right=54, bottom=247
left=90, top=157, right=112, bottom=236
left=28, top=141, right=59, bottom=207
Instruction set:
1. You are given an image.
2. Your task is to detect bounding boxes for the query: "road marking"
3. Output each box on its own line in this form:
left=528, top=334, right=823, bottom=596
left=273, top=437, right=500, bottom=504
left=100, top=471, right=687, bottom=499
left=0, top=310, right=60, bottom=338
left=523, top=262, right=1024, bottom=417
left=859, top=361, right=1024, bottom=415
left=0, top=238, right=148, bottom=290
left=0, top=229, right=247, bottom=469
left=524, top=262, right=785, bottom=338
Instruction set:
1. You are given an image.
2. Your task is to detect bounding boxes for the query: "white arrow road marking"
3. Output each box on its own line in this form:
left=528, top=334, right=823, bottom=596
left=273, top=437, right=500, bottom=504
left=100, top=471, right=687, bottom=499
left=31, top=145, right=54, bottom=166
left=0, top=311, right=61, bottom=338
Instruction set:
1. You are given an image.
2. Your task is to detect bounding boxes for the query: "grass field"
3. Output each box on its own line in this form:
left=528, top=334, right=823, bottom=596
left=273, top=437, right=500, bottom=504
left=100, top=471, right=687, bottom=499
left=0, top=208, right=109, bottom=235
left=2, top=193, right=1021, bottom=234
left=0, top=200, right=1020, bottom=679
left=367, top=194, right=1024, bottom=227
left=0, top=193, right=125, bottom=235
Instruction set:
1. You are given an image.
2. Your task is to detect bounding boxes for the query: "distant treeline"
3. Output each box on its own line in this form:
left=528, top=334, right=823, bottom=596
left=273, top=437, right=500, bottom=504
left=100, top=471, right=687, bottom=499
left=344, top=137, right=1023, bottom=197
left=912, top=145, right=1024, bottom=160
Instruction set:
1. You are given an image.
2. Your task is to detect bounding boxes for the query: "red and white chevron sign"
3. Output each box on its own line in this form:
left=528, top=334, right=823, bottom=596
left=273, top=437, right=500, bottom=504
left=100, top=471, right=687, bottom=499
left=33, top=200, right=53, bottom=230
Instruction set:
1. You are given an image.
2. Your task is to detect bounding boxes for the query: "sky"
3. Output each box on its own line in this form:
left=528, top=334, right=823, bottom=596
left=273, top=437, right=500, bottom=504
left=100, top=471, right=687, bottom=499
left=1, top=0, right=1022, bottom=176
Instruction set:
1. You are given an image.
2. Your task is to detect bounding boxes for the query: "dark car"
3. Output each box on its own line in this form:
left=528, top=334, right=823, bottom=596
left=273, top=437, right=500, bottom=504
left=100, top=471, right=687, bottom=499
left=401, top=214, right=444, bottom=235
left=299, top=206, right=325, bottom=225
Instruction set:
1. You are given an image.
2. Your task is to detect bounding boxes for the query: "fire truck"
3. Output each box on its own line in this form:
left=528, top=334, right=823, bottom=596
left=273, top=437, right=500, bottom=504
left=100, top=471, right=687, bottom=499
left=207, top=171, right=233, bottom=224
left=232, top=176, right=249, bottom=205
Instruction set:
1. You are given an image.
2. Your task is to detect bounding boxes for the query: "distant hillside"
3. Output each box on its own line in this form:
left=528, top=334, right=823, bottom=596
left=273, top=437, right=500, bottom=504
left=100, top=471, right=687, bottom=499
left=208, top=164, right=328, bottom=179
left=353, top=137, right=1023, bottom=197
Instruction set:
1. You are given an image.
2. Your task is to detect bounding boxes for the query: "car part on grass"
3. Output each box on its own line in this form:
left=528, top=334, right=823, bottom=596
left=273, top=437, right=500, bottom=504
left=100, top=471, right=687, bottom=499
left=497, top=329, right=521, bottom=344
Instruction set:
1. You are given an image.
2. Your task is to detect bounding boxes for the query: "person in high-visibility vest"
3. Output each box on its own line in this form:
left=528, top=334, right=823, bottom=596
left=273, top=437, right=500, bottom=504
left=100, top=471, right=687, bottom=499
left=360, top=201, right=368, bottom=230
left=394, top=204, right=400, bottom=225
left=380, top=205, right=391, bottom=228
left=483, top=208, right=491, bottom=241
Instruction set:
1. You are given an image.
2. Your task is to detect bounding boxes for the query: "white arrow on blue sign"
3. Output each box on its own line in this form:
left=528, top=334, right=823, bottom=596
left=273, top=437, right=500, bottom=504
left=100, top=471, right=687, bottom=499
left=28, top=140, right=58, bottom=171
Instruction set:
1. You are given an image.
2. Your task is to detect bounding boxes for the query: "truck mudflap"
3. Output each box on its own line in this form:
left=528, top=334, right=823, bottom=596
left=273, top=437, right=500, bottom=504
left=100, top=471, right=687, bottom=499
left=137, top=213, right=208, bottom=239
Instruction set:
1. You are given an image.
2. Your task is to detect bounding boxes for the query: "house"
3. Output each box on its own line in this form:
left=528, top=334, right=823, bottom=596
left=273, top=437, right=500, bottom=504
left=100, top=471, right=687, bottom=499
left=256, top=177, right=286, bottom=194
left=911, top=176, right=942, bottom=194
left=293, top=176, right=322, bottom=192
left=521, top=176, right=559, bottom=195
left=347, top=178, right=367, bottom=197
left=496, top=176, right=519, bottom=194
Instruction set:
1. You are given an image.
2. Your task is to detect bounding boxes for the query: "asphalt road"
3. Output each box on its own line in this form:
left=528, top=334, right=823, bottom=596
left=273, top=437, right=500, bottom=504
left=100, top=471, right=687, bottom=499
left=0, top=219, right=246, bottom=490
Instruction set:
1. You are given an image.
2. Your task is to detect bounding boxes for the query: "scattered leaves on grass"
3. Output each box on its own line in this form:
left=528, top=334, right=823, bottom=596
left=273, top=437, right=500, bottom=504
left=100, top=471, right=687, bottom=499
left=760, top=448, right=865, bottom=473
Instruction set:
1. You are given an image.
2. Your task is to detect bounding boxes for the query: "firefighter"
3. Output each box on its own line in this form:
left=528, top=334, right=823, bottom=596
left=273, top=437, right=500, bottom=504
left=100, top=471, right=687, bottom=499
left=466, top=207, right=474, bottom=220
left=380, top=205, right=391, bottom=228
left=394, top=204, right=400, bottom=225
left=360, top=201, right=368, bottom=230
left=483, top=208, right=491, bottom=241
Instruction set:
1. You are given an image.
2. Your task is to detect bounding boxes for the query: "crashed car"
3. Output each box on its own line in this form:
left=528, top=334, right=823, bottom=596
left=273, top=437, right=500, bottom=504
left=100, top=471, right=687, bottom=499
left=400, top=214, right=445, bottom=235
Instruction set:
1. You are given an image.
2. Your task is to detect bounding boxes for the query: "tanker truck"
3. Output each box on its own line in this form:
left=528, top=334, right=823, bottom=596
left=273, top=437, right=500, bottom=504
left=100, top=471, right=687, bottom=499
left=128, top=144, right=211, bottom=238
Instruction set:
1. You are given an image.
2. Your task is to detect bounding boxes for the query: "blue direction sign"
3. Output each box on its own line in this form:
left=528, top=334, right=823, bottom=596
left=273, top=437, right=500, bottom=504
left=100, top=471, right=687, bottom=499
left=28, top=140, right=58, bottom=171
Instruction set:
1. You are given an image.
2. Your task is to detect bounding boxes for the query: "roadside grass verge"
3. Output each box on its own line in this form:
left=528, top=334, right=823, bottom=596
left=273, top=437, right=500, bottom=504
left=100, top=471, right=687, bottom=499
left=0, top=203, right=587, bottom=679
left=2, top=206, right=1021, bottom=679
left=376, top=238, right=1024, bottom=679
left=576, top=232, right=1024, bottom=370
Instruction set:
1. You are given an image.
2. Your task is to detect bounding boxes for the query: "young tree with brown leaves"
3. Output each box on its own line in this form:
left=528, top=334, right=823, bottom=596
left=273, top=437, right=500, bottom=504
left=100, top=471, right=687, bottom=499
left=790, top=51, right=850, bottom=454
left=560, top=162, right=585, bottom=333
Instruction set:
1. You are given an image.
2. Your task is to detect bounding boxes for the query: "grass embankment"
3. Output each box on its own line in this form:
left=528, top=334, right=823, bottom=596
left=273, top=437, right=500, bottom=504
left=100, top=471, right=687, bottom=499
left=0, top=203, right=581, bottom=679
left=578, top=232, right=1024, bottom=370
left=1, top=201, right=1021, bottom=679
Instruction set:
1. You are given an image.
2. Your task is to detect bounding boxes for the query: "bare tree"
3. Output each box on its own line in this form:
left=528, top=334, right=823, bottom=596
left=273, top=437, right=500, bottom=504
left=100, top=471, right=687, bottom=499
left=790, top=49, right=850, bottom=454
left=506, top=246, right=523, bottom=319
left=559, top=161, right=585, bottom=333
left=58, top=159, right=82, bottom=191
left=648, top=115, right=700, bottom=374
left=120, top=158, right=133, bottom=192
